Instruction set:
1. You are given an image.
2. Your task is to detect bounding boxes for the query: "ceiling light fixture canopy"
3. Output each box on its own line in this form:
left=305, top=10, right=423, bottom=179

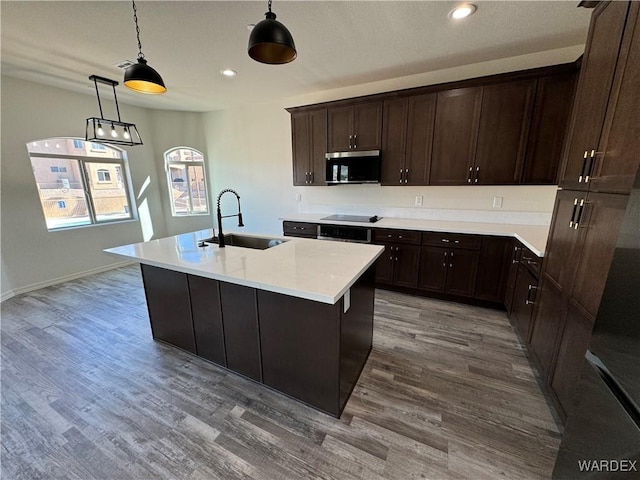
left=124, top=0, right=166, bottom=94
left=248, top=0, right=297, bottom=65
left=85, top=75, right=143, bottom=146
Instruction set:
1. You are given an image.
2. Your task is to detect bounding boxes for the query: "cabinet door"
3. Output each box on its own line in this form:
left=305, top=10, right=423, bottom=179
left=353, top=102, right=383, bottom=150
left=444, top=249, right=479, bottom=297
left=405, top=93, right=436, bottom=186
left=504, top=242, right=523, bottom=313
left=474, top=236, right=512, bottom=302
left=542, top=189, right=584, bottom=292
left=570, top=192, right=629, bottom=317
left=550, top=302, right=595, bottom=416
left=393, top=244, right=420, bottom=288
left=529, top=276, right=564, bottom=378
left=189, top=274, right=226, bottom=366
left=560, top=1, right=630, bottom=190
left=381, top=98, right=408, bottom=185
left=291, top=111, right=310, bottom=186
left=523, top=73, right=576, bottom=184
left=430, top=87, right=482, bottom=185
left=220, top=283, right=261, bottom=381
left=510, top=264, right=538, bottom=342
left=327, top=105, right=353, bottom=152
left=418, top=246, right=448, bottom=292
left=309, top=109, right=328, bottom=185
left=140, top=265, right=196, bottom=354
left=374, top=243, right=394, bottom=285
left=591, top=3, right=640, bottom=194
left=474, top=80, right=536, bottom=185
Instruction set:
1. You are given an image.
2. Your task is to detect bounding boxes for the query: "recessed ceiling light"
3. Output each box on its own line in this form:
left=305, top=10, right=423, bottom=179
left=220, top=69, right=237, bottom=77
left=449, top=4, right=477, bottom=19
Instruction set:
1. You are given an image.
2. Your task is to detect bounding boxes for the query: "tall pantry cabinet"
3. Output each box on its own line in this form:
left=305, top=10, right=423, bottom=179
left=529, top=0, right=640, bottom=420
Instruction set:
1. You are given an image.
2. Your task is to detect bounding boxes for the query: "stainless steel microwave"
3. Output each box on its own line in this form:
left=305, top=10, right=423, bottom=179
left=325, top=150, right=381, bottom=184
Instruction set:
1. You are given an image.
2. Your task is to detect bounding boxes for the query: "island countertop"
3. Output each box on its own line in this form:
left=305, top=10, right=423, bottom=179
left=104, top=229, right=384, bottom=305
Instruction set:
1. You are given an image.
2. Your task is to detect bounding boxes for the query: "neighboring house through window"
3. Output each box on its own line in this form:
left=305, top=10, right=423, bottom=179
left=164, top=147, right=209, bottom=216
left=26, top=138, right=135, bottom=230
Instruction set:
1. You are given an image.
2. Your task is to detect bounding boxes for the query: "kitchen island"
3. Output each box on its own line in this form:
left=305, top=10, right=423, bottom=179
left=105, top=230, right=384, bottom=417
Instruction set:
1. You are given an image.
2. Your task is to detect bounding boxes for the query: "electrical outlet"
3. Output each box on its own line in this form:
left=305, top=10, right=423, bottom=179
left=493, top=196, right=503, bottom=208
left=295, top=193, right=302, bottom=202
left=415, top=195, right=423, bottom=206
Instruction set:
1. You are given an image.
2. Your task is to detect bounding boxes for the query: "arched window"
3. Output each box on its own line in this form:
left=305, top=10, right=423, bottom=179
left=164, top=147, right=209, bottom=216
left=26, top=138, right=135, bottom=230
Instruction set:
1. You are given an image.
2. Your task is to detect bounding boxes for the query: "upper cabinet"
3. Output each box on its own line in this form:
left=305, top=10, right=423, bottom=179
left=560, top=1, right=631, bottom=191
left=522, top=73, right=577, bottom=184
left=430, top=87, right=482, bottom=185
left=381, top=94, right=436, bottom=185
left=327, top=102, right=383, bottom=152
left=291, top=108, right=327, bottom=186
left=474, top=79, right=536, bottom=185
left=288, top=63, right=577, bottom=187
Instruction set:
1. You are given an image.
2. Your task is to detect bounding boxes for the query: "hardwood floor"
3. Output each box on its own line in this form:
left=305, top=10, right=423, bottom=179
left=1, top=266, right=561, bottom=479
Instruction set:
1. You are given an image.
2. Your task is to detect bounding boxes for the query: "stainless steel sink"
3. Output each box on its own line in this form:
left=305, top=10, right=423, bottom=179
left=203, top=234, right=288, bottom=250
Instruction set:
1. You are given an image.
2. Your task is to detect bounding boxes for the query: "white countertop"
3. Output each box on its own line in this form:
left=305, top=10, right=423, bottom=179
left=281, top=213, right=550, bottom=257
left=104, top=230, right=384, bottom=305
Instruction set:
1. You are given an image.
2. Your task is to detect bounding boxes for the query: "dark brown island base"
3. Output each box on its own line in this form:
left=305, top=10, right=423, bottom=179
left=105, top=230, right=383, bottom=416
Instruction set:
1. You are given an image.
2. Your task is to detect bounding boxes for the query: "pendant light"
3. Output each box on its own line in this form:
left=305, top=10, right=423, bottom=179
left=124, top=0, right=166, bottom=94
left=248, top=0, right=297, bottom=64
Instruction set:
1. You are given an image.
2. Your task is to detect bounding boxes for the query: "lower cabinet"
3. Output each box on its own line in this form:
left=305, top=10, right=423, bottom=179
left=529, top=276, right=565, bottom=378
left=283, top=221, right=318, bottom=238
left=509, top=263, right=539, bottom=342
left=189, top=274, right=226, bottom=366
left=141, top=265, right=196, bottom=354
left=474, top=236, right=513, bottom=302
left=417, top=246, right=479, bottom=297
left=374, top=243, right=420, bottom=288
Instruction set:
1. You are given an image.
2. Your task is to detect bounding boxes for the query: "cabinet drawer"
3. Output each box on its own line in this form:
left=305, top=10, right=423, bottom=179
left=422, top=232, right=481, bottom=250
left=520, top=247, right=541, bottom=277
left=373, top=229, right=421, bottom=245
left=283, top=221, right=318, bottom=238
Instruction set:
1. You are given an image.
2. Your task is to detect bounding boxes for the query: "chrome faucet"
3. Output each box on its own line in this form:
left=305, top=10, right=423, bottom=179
left=216, top=189, right=244, bottom=248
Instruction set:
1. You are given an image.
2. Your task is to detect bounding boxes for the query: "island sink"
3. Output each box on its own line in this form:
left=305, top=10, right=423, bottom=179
left=203, top=234, right=288, bottom=250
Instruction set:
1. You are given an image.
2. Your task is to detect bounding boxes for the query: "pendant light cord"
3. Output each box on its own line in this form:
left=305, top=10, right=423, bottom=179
left=268, top=0, right=272, bottom=13
left=132, top=0, right=145, bottom=60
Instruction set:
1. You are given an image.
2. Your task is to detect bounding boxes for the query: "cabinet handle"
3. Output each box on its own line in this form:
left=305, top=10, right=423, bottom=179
left=573, top=199, right=586, bottom=230
left=467, top=166, right=473, bottom=184
left=387, top=234, right=392, bottom=238
left=569, top=198, right=579, bottom=228
left=400, top=168, right=404, bottom=183
left=404, top=168, right=409, bottom=184
left=353, top=134, right=357, bottom=149
left=442, top=251, right=448, bottom=266
left=474, top=166, right=479, bottom=183
left=310, top=171, right=314, bottom=183
left=526, top=284, right=538, bottom=305
left=349, top=135, right=353, bottom=149
left=441, top=239, right=450, bottom=243
left=398, top=235, right=403, bottom=239
left=585, top=150, right=598, bottom=183
left=578, top=150, right=588, bottom=183
left=454, top=240, right=460, bottom=244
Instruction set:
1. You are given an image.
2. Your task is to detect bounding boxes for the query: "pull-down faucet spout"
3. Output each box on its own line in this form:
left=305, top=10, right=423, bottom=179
left=216, top=189, right=244, bottom=248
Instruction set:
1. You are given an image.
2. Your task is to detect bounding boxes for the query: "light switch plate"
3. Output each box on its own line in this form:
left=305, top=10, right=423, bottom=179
left=415, top=195, right=423, bottom=206
left=295, top=193, right=302, bottom=202
left=493, top=196, right=503, bottom=208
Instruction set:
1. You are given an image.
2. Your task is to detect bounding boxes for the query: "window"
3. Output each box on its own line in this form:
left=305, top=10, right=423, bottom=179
left=72, top=139, right=83, bottom=149
left=27, top=138, right=135, bottom=231
left=164, top=147, right=209, bottom=216
left=97, top=169, right=111, bottom=182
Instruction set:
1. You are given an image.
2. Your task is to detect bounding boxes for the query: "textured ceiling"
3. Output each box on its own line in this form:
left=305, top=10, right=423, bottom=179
left=1, top=1, right=592, bottom=112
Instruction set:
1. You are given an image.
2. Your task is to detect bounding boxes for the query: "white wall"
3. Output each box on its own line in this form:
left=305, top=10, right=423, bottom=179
left=203, top=46, right=582, bottom=236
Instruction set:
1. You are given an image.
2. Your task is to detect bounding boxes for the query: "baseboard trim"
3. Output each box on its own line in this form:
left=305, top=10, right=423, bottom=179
left=1, top=260, right=135, bottom=303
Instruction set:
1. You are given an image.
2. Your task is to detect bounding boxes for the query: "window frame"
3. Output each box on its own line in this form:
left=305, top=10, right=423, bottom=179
left=27, top=143, right=137, bottom=231
left=164, top=146, right=210, bottom=217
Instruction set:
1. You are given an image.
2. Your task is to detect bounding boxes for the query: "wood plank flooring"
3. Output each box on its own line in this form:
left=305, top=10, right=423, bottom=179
left=1, top=266, right=561, bottom=479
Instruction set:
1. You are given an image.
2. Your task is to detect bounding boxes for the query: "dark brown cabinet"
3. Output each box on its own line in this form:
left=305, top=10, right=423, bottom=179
left=510, top=263, right=539, bottom=342
left=373, top=229, right=421, bottom=288
left=529, top=277, right=564, bottom=377
left=189, top=275, right=226, bottom=366
left=219, top=283, right=261, bottom=381
left=283, top=221, right=318, bottom=238
left=291, top=109, right=327, bottom=186
left=381, top=94, right=436, bottom=185
left=560, top=1, right=631, bottom=191
left=474, top=80, right=536, bottom=185
left=327, top=102, right=382, bottom=152
left=474, top=236, right=512, bottom=302
left=504, top=242, right=523, bottom=314
left=523, top=73, right=576, bottom=184
left=140, top=265, right=196, bottom=354
left=430, top=87, right=482, bottom=185
left=418, top=232, right=481, bottom=298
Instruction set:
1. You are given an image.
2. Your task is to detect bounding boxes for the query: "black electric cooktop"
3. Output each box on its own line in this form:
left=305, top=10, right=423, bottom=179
left=321, top=214, right=381, bottom=223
